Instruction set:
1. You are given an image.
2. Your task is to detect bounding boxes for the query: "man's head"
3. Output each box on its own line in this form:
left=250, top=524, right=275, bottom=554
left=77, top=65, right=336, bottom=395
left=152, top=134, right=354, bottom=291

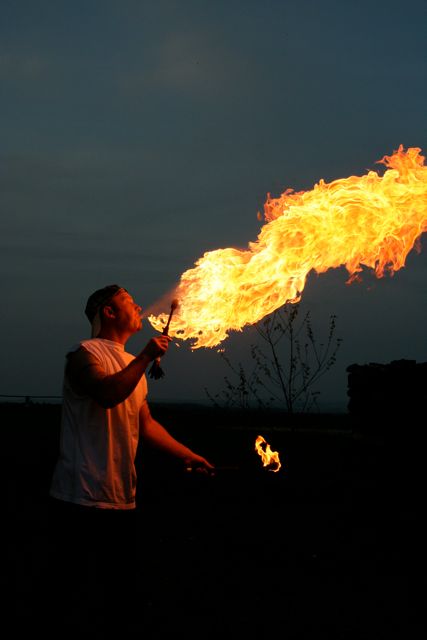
left=85, top=285, right=126, bottom=325
left=85, top=285, right=142, bottom=339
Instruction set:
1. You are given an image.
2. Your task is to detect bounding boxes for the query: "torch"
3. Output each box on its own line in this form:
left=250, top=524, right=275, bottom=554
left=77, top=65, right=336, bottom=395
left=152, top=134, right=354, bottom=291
left=148, top=298, right=179, bottom=380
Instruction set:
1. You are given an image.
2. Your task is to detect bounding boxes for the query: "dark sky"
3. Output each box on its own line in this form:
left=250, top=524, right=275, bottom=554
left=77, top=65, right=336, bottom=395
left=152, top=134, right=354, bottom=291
left=1, top=0, right=426, bottom=410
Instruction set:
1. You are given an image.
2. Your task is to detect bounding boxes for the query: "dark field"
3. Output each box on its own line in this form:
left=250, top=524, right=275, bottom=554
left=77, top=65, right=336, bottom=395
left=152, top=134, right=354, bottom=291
left=7, top=402, right=425, bottom=638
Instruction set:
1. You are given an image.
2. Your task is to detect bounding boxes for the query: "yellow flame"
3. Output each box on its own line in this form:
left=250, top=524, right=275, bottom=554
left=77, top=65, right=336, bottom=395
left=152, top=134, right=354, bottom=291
left=255, top=435, right=281, bottom=472
left=149, top=146, right=427, bottom=348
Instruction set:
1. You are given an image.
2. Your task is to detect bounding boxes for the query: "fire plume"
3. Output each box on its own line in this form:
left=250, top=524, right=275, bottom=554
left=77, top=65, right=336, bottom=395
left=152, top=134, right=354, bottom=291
left=255, top=435, right=281, bottom=472
left=149, top=146, right=427, bottom=348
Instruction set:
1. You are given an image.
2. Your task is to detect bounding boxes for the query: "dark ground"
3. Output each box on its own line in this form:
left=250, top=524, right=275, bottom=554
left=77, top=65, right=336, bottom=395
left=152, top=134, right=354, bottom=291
left=6, top=402, right=426, bottom=638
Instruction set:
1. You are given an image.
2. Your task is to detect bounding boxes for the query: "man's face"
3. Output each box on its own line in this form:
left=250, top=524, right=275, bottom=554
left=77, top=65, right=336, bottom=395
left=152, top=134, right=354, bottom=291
left=107, top=291, right=142, bottom=334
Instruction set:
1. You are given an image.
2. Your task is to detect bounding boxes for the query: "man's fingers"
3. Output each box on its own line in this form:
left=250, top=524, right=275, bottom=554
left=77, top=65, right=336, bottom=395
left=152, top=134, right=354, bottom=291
left=142, top=335, right=172, bottom=360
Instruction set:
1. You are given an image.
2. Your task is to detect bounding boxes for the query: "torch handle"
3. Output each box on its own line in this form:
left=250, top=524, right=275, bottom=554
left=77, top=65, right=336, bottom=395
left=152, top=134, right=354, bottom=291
left=162, top=304, right=176, bottom=336
left=148, top=301, right=177, bottom=380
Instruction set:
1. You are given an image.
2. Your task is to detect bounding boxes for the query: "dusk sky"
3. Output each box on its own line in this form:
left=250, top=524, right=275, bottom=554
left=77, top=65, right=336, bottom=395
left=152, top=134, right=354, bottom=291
left=1, top=0, right=426, bottom=411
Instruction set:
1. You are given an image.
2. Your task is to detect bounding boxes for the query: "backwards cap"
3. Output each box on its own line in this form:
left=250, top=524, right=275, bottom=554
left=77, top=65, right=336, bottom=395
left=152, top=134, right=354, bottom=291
left=85, top=284, right=126, bottom=337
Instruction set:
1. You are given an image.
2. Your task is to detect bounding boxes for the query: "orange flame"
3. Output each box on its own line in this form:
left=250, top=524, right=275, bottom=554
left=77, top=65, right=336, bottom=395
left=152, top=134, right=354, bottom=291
left=149, top=146, right=427, bottom=348
left=255, top=435, right=281, bottom=472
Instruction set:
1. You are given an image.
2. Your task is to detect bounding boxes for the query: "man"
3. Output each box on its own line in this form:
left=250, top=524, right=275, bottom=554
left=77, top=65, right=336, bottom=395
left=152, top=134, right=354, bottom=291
left=50, top=284, right=214, bottom=510
left=48, top=285, right=214, bottom=628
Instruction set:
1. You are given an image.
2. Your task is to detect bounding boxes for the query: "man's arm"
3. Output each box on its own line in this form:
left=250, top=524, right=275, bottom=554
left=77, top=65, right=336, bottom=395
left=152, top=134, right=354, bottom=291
left=66, top=336, right=170, bottom=408
left=139, top=401, right=215, bottom=473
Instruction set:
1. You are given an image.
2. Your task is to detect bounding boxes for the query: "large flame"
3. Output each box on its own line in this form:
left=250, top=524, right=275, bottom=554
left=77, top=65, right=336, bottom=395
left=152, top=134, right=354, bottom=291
left=149, top=146, right=427, bottom=348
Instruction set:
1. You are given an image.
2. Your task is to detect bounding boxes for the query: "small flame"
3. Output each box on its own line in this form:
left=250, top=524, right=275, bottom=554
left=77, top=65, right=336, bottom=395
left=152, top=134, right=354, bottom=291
left=148, top=146, right=427, bottom=347
left=255, top=435, right=281, bottom=472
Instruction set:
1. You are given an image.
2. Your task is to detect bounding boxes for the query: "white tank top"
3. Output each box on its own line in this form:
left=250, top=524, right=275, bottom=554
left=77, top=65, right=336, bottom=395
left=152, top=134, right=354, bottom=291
left=50, top=338, right=148, bottom=509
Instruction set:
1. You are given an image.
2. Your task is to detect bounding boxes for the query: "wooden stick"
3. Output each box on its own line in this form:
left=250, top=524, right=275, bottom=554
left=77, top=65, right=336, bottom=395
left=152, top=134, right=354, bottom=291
left=148, top=298, right=179, bottom=380
left=163, top=298, right=179, bottom=336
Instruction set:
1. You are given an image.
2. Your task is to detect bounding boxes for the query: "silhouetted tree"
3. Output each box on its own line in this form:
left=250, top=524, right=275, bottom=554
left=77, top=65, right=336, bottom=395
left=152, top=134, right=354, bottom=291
left=206, top=303, right=342, bottom=414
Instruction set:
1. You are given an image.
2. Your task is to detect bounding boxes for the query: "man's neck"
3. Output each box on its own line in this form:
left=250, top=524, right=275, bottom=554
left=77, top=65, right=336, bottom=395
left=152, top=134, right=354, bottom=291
left=96, top=328, right=129, bottom=346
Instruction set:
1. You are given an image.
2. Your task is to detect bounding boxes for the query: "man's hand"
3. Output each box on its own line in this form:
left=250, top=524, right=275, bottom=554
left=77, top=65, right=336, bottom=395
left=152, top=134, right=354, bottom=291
left=183, top=454, right=216, bottom=476
left=141, top=335, right=172, bottom=361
